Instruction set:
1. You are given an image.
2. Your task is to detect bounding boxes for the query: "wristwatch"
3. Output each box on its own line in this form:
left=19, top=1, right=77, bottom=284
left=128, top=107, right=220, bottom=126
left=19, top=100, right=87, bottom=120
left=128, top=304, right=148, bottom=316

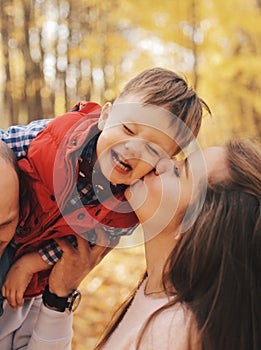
left=42, top=285, right=81, bottom=312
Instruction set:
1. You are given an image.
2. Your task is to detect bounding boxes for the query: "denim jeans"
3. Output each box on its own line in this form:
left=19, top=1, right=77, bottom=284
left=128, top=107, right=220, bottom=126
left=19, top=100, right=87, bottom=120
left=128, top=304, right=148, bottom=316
left=0, top=244, right=17, bottom=316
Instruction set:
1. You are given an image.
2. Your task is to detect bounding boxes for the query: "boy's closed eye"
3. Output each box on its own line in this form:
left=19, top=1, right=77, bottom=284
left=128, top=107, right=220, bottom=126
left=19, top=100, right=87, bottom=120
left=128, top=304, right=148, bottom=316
left=122, top=124, right=135, bottom=135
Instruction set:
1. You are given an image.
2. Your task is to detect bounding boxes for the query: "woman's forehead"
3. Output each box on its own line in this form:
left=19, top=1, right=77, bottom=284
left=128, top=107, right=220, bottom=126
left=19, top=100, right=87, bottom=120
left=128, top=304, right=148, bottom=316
left=188, top=146, right=227, bottom=182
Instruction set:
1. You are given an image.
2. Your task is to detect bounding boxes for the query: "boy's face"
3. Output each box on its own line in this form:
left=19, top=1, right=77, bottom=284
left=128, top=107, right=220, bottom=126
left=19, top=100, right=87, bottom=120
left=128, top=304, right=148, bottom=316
left=96, top=97, right=178, bottom=185
left=0, top=160, right=19, bottom=258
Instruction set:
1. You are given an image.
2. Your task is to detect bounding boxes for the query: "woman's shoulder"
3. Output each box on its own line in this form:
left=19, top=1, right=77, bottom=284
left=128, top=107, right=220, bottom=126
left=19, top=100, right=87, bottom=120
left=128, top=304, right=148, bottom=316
left=139, top=302, right=201, bottom=350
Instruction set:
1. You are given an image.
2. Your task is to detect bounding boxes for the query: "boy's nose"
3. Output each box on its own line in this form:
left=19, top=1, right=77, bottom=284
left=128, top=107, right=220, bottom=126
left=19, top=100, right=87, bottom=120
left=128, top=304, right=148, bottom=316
left=124, top=139, right=144, bottom=158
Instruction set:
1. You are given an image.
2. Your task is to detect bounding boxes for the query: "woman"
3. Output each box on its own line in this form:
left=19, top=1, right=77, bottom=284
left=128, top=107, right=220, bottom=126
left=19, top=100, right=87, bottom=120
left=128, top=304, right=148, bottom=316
left=97, top=139, right=261, bottom=350
left=25, top=139, right=261, bottom=350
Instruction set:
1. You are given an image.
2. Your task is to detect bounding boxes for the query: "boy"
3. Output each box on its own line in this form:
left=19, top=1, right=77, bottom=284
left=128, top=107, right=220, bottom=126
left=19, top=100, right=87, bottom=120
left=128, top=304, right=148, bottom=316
left=0, top=67, right=210, bottom=311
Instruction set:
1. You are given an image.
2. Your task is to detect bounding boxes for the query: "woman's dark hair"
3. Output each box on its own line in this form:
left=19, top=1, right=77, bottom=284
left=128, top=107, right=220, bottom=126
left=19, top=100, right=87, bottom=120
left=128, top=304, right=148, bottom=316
left=161, top=139, right=261, bottom=350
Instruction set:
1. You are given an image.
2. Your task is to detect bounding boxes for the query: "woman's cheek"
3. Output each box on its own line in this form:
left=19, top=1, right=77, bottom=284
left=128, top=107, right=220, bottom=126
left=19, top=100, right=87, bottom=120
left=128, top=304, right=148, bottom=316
left=125, top=180, right=148, bottom=211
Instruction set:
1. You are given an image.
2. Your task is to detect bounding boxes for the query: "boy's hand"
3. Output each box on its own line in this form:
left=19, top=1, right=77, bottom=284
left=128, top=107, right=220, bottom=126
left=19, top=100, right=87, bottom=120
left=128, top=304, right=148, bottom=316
left=2, top=252, right=50, bottom=309
left=49, top=235, right=111, bottom=297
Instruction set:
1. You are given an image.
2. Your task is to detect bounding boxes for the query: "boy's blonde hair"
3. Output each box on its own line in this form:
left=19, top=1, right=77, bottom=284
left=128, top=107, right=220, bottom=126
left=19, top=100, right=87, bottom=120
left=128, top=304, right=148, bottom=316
left=118, top=67, right=210, bottom=152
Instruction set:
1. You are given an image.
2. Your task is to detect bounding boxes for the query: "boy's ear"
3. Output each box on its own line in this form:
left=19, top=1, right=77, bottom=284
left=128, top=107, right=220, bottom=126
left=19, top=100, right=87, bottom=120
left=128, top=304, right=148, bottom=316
left=98, top=102, right=112, bottom=130
left=173, top=227, right=182, bottom=241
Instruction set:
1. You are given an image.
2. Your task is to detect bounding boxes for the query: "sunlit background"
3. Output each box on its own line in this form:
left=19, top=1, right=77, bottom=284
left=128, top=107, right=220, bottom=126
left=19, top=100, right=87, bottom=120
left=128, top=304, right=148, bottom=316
left=0, top=0, right=260, bottom=348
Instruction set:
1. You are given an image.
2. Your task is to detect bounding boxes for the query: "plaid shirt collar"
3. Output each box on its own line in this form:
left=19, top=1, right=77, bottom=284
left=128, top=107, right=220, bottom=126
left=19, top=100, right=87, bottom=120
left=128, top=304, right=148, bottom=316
left=77, top=134, right=127, bottom=204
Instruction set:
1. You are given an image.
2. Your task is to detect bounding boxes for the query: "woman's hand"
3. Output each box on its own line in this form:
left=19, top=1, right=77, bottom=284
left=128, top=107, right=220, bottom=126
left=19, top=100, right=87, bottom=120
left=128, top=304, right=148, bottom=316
left=49, top=235, right=111, bottom=297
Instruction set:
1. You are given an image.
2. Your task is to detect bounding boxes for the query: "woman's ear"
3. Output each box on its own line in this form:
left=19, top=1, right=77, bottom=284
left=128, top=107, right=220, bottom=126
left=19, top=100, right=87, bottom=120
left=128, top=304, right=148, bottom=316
left=98, top=102, right=112, bottom=130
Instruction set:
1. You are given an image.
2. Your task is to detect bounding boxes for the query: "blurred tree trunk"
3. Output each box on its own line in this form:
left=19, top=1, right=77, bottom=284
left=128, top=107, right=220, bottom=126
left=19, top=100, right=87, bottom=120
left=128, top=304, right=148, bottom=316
left=191, top=0, right=198, bottom=90
left=1, top=0, right=44, bottom=124
left=1, top=0, right=16, bottom=124
left=0, top=0, right=260, bottom=139
left=22, top=0, right=44, bottom=121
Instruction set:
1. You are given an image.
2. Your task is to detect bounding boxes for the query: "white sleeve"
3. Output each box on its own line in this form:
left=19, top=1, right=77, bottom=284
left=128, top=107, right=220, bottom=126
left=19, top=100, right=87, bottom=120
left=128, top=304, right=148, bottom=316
left=139, top=304, right=200, bottom=350
left=26, top=304, right=73, bottom=350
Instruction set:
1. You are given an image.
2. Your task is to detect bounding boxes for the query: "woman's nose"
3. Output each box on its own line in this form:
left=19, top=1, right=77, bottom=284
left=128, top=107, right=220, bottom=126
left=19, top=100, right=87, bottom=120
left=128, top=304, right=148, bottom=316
left=155, top=158, right=173, bottom=174
left=156, top=158, right=184, bottom=175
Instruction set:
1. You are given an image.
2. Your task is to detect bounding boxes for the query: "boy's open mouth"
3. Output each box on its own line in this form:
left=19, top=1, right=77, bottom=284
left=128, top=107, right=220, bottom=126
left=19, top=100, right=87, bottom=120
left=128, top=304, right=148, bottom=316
left=111, top=150, right=132, bottom=172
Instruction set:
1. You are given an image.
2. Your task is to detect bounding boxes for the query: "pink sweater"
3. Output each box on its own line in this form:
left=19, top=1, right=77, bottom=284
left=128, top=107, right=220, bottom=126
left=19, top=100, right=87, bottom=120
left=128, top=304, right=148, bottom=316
left=11, top=278, right=199, bottom=349
left=103, top=278, right=200, bottom=350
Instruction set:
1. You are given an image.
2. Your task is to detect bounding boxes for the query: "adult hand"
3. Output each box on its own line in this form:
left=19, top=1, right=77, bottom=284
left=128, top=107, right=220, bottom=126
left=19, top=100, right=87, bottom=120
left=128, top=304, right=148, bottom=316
left=49, top=235, right=111, bottom=297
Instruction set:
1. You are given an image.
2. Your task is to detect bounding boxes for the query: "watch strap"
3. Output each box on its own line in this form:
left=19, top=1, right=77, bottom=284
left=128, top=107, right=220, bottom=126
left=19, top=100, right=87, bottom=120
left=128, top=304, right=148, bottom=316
left=42, top=285, right=81, bottom=312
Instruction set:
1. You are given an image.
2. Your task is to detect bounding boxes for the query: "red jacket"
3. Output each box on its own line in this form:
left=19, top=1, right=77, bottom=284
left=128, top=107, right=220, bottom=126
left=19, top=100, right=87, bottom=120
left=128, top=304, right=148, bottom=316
left=15, top=101, right=138, bottom=297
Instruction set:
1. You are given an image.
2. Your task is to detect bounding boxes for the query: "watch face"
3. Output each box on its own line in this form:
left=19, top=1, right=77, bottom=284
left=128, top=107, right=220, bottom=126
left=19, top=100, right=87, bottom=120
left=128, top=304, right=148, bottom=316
left=68, top=290, right=82, bottom=312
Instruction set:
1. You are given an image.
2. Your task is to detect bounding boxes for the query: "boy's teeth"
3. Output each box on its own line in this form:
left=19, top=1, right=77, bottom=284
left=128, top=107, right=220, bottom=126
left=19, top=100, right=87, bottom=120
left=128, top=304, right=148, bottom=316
left=112, top=152, right=131, bottom=172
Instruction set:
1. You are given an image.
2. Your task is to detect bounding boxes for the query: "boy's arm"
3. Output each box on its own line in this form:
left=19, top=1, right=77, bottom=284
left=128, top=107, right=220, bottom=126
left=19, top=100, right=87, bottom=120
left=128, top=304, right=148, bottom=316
left=4, top=223, right=138, bottom=309
left=27, top=223, right=138, bottom=269
left=1, top=238, right=76, bottom=309
left=0, top=119, right=52, bottom=158
left=1, top=238, right=71, bottom=309
left=2, top=252, right=50, bottom=309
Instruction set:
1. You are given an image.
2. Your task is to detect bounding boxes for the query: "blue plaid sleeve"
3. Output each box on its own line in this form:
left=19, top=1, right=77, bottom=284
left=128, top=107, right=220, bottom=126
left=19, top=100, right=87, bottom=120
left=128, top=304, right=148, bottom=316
left=0, top=119, right=52, bottom=158
left=38, top=240, right=62, bottom=265
left=38, top=236, right=77, bottom=265
left=38, top=225, right=138, bottom=265
left=102, top=224, right=138, bottom=237
left=96, top=224, right=139, bottom=246
left=100, top=225, right=139, bottom=246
